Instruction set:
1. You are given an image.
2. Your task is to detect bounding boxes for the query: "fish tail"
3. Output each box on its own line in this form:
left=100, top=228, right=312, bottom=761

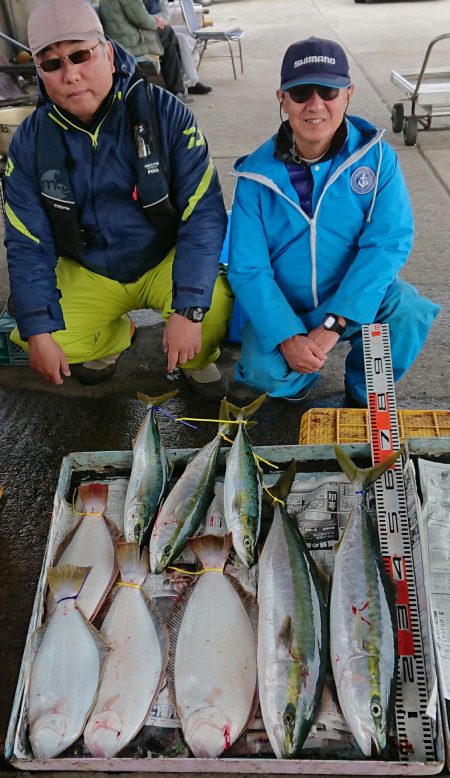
left=333, top=445, right=402, bottom=487
left=226, top=393, right=267, bottom=421
left=47, top=564, right=91, bottom=600
left=264, top=460, right=297, bottom=504
left=187, top=532, right=233, bottom=570
left=78, top=482, right=108, bottom=515
left=116, top=541, right=149, bottom=585
left=137, top=389, right=179, bottom=408
left=218, top=397, right=232, bottom=436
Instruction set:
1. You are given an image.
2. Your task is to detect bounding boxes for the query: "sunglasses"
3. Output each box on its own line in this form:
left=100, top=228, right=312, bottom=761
left=286, top=85, right=341, bottom=103
left=37, top=40, right=102, bottom=73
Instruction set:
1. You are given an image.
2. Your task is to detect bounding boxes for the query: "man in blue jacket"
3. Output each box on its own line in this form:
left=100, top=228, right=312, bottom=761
left=227, top=37, right=440, bottom=405
left=4, top=0, right=232, bottom=397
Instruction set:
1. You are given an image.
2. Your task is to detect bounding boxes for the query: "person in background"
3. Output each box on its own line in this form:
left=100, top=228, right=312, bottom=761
left=100, top=0, right=191, bottom=102
left=4, top=0, right=233, bottom=397
left=145, top=0, right=212, bottom=95
left=227, top=36, right=440, bottom=405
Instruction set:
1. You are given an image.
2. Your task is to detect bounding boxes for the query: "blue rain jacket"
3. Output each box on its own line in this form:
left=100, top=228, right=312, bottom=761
left=4, top=42, right=227, bottom=339
left=228, top=115, right=414, bottom=353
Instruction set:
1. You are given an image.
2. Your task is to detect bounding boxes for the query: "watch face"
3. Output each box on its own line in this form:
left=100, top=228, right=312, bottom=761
left=192, top=307, right=205, bottom=322
left=323, top=315, right=336, bottom=329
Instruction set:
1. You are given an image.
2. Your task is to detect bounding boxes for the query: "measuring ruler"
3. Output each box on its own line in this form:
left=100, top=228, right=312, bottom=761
left=362, top=323, right=435, bottom=763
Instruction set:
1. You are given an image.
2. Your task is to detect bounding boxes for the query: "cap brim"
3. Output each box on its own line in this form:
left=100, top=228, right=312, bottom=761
left=281, top=74, right=351, bottom=90
left=32, top=32, right=100, bottom=57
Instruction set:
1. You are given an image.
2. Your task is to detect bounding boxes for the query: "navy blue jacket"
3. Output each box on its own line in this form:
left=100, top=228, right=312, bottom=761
left=4, top=42, right=227, bottom=339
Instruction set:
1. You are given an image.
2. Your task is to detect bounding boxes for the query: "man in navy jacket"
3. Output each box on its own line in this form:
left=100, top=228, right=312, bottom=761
left=4, top=0, right=232, bottom=397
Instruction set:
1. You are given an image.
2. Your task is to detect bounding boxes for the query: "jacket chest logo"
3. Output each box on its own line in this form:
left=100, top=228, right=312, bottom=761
left=350, top=166, right=376, bottom=195
left=41, top=169, right=71, bottom=200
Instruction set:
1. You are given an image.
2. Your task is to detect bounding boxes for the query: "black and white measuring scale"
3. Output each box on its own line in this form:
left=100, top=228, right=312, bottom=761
left=362, top=323, right=435, bottom=763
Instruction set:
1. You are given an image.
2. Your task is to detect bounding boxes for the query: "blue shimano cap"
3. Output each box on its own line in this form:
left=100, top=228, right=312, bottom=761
left=280, top=37, right=351, bottom=90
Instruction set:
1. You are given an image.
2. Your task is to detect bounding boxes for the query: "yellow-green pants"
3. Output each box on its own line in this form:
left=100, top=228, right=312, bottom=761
left=11, top=251, right=234, bottom=369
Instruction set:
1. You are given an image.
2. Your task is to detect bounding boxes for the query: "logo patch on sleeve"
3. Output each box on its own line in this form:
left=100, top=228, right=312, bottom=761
left=351, top=166, right=376, bottom=194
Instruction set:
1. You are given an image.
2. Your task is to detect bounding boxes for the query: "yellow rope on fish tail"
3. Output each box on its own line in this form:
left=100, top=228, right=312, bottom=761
left=116, top=582, right=141, bottom=589
left=220, top=433, right=234, bottom=444
left=168, top=565, right=223, bottom=575
left=263, top=483, right=285, bottom=506
left=176, top=417, right=246, bottom=425
left=71, top=491, right=103, bottom=517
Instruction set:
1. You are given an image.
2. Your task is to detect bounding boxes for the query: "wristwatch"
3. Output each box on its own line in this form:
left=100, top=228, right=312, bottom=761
left=322, top=313, right=346, bottom=335
left=175, top=307, right=207, bottom=322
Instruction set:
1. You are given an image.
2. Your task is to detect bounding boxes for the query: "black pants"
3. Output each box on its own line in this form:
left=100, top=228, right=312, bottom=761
left=157, top=25, right=184, bottom=95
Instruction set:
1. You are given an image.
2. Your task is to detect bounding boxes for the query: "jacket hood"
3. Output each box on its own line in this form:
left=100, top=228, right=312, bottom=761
left=36, top=38, right=137, bottom=103
left=234, top=114, right=382, bottom=174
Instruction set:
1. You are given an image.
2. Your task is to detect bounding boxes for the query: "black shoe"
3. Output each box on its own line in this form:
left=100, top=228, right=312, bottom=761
left=188, top=82, right=213, bottom=95
left=70, top=362, right=117, bottom=385
left=277, top=386, right=312, bottom=404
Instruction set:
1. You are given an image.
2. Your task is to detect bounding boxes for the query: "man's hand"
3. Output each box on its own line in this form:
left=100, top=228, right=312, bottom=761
left=163, top=313, right=202, bottom=373
left=155, top=15, right=167, bottom=28
left=28, top=333, right=71, bottom=385
left=307, top=326, right=340, bottom=354
left=279, top=334, right=327, bottom=374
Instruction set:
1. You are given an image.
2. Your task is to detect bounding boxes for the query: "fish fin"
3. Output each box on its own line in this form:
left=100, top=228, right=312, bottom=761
left=263, top=460, right=297, bottom=505
left=166, top=582, right=198, bottom=709
left=226, top=393, right=267, bottom=421
left=315, top=565, right=331, bottom=604
left=47, top=564, right=92, bottom=600
left=225, top=573, right=258, bottom=636
left=188, top=532, right=233, bottom=570
left=116, top=541, right=149, bottom=585
left=218, top=397, right=232, bottom=435
left=334, top=445, right=402, bottom=487
left=139, top=590, right=170, bottom=706
left=137, top=389, right=179, bottom=407
left=276, top=614, right=293, bottom=653
left=29, top=623, right=48, bottom=663
left=78, top=482, right=109, bottom=516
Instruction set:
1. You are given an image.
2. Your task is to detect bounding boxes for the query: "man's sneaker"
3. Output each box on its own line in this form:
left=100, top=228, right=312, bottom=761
left=181, top=363, right=229, bottom=401
left=188, top=82, right=212, bottom=95
left=277, top=386, right=312, bottom=404
left=176, top=92, right=195, bottom=104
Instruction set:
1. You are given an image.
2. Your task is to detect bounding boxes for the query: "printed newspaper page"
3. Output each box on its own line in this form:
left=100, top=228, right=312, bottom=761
left=418, top=458, right=450, bottom=699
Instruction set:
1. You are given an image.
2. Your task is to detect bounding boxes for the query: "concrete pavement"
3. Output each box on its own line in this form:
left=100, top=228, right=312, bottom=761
left=0, top=0, right=449, bottom=772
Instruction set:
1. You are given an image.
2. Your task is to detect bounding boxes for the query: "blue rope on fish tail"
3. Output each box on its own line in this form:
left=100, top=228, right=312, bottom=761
left=154, top=406, right=200, bottom=431
left=355, top=489, right=370, bottom=495
left=56, top=568, right=90, bottom=605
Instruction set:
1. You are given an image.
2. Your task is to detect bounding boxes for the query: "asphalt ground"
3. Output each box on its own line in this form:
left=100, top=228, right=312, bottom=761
left=0, top=0, right=449, bottom=774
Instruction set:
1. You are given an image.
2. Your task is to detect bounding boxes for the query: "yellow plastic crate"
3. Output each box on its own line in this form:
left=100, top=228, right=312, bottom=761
left=299, top=408, right=450, bottom=445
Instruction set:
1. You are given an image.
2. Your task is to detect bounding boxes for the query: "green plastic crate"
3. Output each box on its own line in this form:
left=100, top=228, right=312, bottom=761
left=0, top=307, right=28, bottom=365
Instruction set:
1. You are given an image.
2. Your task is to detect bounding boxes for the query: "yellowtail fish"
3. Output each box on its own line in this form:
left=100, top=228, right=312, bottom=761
left=223, top=394, right=266, bottom=567
left=28, top=565, right=108, bottom=758
left=167, top=533, right=257, bottom=757
left=84, top=542, right=169, bottom=757
left=51, top=483, right=117, bottom=620
left=258, top=462, right=328, bottom=758
left=330, top=445, right=400, bottom=756
left=124, top=390, right=178, bottom=547
left=149, top=399, right=230, bottom=573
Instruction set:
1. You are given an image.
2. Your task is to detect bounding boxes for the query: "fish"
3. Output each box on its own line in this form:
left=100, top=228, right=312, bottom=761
left=149, top=399, right=230, bottom=573
left=330, top=445, right=401, bottom=756
left=84, top=542, right=169, bottom=757
left=50, top=483, right=117, bottom=620
left=223, top=394, right=266, bottom=567
left=28, top=565, right=108, bottom=759
left=124, top=390, right=178, bottom=546
left=167, top=533, right=257, bottom=757
left=257, top=461, right=329, bottom=758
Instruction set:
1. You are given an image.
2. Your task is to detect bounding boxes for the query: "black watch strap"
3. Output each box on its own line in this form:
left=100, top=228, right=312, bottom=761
left=175, top=306, right=207, bottom=322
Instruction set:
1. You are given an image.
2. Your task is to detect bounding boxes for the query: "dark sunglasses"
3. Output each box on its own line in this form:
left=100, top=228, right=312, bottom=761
left=286, top=85, right=341, bottom=103
left=37, top=40, right=102, bottom=73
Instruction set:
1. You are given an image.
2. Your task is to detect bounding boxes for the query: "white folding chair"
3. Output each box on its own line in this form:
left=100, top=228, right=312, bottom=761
left=179, top=0, right=244, bottom=80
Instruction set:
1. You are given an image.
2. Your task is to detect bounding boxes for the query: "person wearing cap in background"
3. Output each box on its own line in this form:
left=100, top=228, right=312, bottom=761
left=227, top=37, right=440, bottom=405
left=4, top=0, right=233, bottom=397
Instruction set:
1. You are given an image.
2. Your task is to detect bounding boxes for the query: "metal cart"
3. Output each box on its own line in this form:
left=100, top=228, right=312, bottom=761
left=390, top=33, right=450, bottom=146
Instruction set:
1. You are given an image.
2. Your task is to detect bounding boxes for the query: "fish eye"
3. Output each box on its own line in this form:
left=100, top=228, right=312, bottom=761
left=283, top=712, right=293, bottom=725
left=370, top=698, right=382, bottom=718
left=243, top=537, right=252, bottom=548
